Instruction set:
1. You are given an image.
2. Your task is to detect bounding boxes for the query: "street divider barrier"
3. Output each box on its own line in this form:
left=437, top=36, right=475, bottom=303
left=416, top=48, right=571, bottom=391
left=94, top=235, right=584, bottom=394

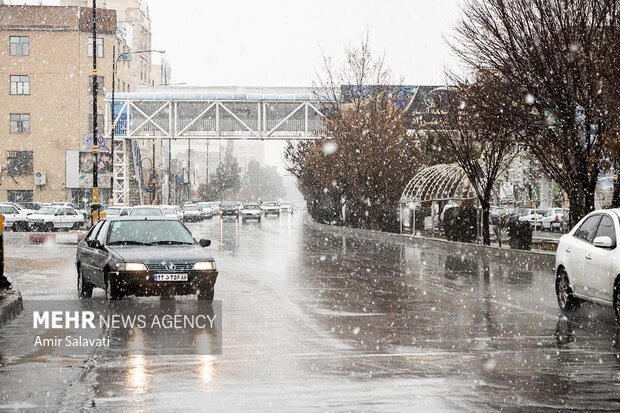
left=29, top=232, right=87, bottom=245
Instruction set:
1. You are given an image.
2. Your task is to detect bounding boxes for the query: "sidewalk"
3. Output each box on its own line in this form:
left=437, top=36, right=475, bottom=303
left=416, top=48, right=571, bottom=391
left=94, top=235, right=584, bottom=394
left=0, top=289, right=22, bottom=327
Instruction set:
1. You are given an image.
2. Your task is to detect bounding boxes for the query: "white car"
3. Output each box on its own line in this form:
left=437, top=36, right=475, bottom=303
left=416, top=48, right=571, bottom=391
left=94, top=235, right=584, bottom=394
left=160, top=205, right=183, bottom=221
left=27, top=205, right=84, bottom=231
left=129, top=205, right=164, bottom=217
left=182, top=204, right=203, bottom=222
left=518, top=208, right=547, bottom=229
left=197, top=202, right=215, bottom=219
left=541, top=208, right=569, bottom=231
left=0, top=203, right=31, bottom=231
left=103, top=206, right=131, bottom=217
left=241, top=204, right=262, bottom=222
left=2, top=202, right=36, bottom=216
left=261, top=202, right=280, bottom=216
left=279, top=201, right=294, bottom=214
left=51, top=202, right=88, bottom=220
left=555, top=209, right=620, bottom=324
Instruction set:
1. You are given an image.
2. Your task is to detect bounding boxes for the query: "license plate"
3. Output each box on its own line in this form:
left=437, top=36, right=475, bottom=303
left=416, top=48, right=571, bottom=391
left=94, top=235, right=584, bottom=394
left=154, top=273, right=188, bottom=282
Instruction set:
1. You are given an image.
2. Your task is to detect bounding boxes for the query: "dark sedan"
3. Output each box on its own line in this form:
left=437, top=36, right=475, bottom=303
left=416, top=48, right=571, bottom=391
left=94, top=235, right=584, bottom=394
left=76, top=217, right=218, bottom=300
left=218, top=200, right=240, bottom=218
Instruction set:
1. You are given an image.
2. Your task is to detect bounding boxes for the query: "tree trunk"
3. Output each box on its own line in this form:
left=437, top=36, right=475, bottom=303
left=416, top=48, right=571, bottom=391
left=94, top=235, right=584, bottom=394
left=567, top=178, right=598, bottom=227
left=611, top=176, right=620, bottom=208
left=481, top=202, right=491, bottom=246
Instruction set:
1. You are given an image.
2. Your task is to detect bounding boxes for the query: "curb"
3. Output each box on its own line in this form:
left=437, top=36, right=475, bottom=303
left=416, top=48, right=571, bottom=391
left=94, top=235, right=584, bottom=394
left=0, top=289, right=23, bottom=327
left=29, top=232, right=87, bottom=245
left=306, top=220, right=556, bottom=272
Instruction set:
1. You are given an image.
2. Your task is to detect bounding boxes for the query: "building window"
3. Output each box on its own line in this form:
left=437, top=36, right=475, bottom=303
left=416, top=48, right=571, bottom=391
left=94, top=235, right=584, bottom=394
left=88, top=76, right=104, bottom=95
left=7, top=190, right=33, bottom=203
left=10, top=75, right=29, bottom=95
left=10, top=114, right=30, bottom=134
left=7, top=151, right=33, bottom=175
left=88, top=114, right=104, bottom=135
left=9, top=36, right=29, bottom=56
left=88, top=37, right=103, bottom=57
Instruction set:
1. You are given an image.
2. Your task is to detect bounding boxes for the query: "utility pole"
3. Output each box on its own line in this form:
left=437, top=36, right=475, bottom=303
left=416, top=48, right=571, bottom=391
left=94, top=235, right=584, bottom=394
left=110, top=45, right=116, bottom=206
left=91, top=0, right=100, bottom=225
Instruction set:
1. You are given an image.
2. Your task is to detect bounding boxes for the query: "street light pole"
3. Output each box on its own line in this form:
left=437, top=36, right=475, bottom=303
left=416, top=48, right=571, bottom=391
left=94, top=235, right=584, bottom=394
left=91, top=0, right=100, bottom=225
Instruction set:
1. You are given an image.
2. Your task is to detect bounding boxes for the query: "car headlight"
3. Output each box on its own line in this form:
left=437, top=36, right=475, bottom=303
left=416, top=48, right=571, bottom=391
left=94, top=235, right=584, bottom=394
left=193, top=261, right=216, bottom=270
left=118, top=262, right=147, bottom=271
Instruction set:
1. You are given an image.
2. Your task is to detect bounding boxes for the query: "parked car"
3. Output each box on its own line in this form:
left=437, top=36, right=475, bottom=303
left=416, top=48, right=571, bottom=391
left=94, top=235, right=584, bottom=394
left=541, top=208, right=569, bottom=231
left=3, top=202, right=36, bottom=216
left=261, top=202, right=280, bottom=216
left=219, top=200, right=240, bottom=218
left=27, top=205, right=84, bottom=231
left=182, top=204, right=203, bottom=222
left=129, top=205, right=164, bottom=217
left=51, top=202, right=88, bottom=220
left=518, top=209, right=547, bottom=229
left=555, top=209, right=620, bottom=325
left=103, top=206, right=131, bottom=217
left=241, top=204, right=262, bottom=222
left=279, top=201, right=294, bottom=214
left=197, top=202, right=215, bottom=219
left=75, top=217, right=218, bottom=299
left=0, top=203, right=31, bottom=231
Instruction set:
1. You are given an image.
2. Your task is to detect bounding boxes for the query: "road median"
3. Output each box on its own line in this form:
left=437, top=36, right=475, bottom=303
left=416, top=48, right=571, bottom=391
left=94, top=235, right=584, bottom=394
left=307, top=219, right=556, bottom=273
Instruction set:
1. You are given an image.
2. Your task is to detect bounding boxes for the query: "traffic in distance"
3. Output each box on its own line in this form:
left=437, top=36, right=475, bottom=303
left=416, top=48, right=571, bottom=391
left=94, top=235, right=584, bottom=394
left=0, top=199, right=295, bottom=231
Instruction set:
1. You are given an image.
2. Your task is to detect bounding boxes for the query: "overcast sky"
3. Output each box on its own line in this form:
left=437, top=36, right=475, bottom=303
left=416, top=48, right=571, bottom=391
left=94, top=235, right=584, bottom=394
left=148, top=0, right=463, bottom=86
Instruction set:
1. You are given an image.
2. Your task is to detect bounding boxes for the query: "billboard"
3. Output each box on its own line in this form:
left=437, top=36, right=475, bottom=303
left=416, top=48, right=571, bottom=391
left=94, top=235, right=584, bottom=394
left=340, top=85, right=449, bottom=128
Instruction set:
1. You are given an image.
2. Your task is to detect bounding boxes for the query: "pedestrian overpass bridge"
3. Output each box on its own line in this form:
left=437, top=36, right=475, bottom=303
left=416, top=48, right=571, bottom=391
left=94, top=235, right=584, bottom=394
left=104, top=86, right=326, bottom=205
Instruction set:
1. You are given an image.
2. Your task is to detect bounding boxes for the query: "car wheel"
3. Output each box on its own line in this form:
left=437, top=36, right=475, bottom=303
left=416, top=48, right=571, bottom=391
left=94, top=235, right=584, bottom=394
left=72, top=222, right=81, bottom=230
left=556, top=267, right=580, bottom=311
left=105, top=273, right=122, bottom=300
left=77, top=266, right=93, bottom=299
left=613, top=278, right=620, bottom=326
left=197, top=287, right=214, bottom=300
left=46, top=222, right=54, bottom=232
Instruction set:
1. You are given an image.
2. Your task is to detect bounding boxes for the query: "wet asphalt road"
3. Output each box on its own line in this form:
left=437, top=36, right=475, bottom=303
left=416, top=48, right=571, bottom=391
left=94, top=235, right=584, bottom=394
left=1, top=212, right=620, bottom=411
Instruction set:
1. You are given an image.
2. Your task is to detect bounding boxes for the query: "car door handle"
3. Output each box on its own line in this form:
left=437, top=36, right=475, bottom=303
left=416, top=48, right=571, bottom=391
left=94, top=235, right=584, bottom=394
left=565, top=248, right=571, bottom=253
left=585, top=254, right=592, bottom=260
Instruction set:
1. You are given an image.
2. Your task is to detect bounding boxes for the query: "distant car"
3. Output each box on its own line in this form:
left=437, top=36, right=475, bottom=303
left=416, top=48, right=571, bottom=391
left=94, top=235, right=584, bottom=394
left=518, top=208, right=547, bottom=229
left=555, top=209, right=620, bottom=325
left=197, top=202, right=215, bottom=219
left=103, top=206, right=131, bottom=217
left=489, top=206, right=508, bottom=225
left=541, top=208, right=569, bottom=231
left=241, top=204, right=262, bottom=222
left=182, top=204, right=203, bottom=222
left=261, top=202, right=280, bottom=216
left=160, top=205, right=182, bottom=221
left=75, top=217, right=218, bottom=299
left=279, top=201, right=294, bottom=214
left=2, top=202, right=36, bottom=216
left=129, top=206, right=164, bottom=217
left=0, top=203, right=31, bottom=231
left=27, top=205, right=84, bottom=231
left=219, top=200, right=240, bottom=218
left=51, top=202, right=88, bottom=220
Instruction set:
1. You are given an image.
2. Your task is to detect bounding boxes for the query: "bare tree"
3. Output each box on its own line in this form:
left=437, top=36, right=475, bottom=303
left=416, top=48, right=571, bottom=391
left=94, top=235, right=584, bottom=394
left=435, top=73, right=519, bottom=245
left=285, top=32, right=422, bottom=230
left=452, top=0, right=620, bottom=225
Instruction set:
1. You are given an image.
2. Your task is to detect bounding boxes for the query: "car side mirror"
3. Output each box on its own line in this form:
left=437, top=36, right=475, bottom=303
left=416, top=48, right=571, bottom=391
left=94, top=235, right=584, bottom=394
left=87, top=239, right=103, bottom=249
left=593, top=236, right=615, bottom=249
left=199, top=239, right=211, bottom=247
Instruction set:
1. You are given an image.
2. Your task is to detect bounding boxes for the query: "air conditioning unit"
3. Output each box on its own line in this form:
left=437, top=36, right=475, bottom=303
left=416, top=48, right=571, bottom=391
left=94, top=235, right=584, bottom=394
left=34, top=171, right=47, bottom=186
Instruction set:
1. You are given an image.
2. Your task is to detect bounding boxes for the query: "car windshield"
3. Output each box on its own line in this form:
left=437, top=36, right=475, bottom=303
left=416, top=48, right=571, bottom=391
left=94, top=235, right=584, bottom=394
left=220, top=201, right=237, bottom=208
left=129, top=207, right=163, bottom=217
left=36, top=207, right=56, bottom=215
left=105, top=208, right=121, bottom=216
left=244, top=204, right=260, bottom=209
left=280, top=202, right=291, bottom=206
left=184, top=205, right=198, bottom=211
left=162, top=207, right=175, bottom=214
left=264, top=202, right=278, bottom=207
left=108, top=220, right=195, bottom=245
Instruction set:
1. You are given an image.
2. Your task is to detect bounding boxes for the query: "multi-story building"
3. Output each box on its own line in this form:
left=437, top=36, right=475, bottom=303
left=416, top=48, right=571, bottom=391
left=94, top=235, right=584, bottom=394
left=0, top=4, right=121, bottom=205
